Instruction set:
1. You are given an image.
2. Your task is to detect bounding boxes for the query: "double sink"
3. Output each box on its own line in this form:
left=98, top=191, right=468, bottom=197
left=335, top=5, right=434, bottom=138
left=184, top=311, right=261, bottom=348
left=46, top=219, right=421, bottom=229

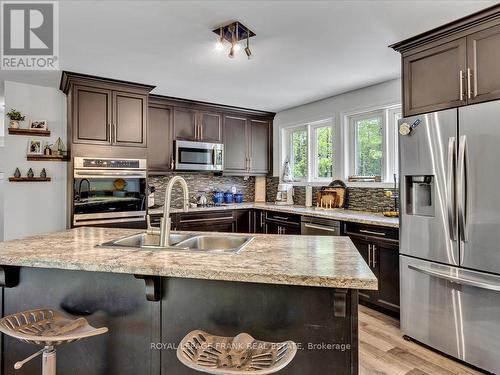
left=100, top=232, right=253, bottom=254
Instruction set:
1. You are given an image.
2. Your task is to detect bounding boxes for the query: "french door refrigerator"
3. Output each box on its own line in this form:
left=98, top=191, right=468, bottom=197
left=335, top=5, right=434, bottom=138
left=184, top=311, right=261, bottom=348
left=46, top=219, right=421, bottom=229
left=399, top=100, right=500, bottom=374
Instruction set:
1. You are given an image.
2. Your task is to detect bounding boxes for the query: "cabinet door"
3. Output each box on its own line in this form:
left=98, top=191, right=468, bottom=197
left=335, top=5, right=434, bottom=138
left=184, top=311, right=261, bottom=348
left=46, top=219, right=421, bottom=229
left=467, top=24, right=500, bottom=104
left=148, top=105, right=173, bottom=171
left=235, top=210, right=252, bottom=233
left=249, top=119, right=270, bottom=175
left=253, top=210, right=265, bottom=233
left=199, top=112, right=222, bottom=142
left=173, top=107, right=197, bottom=140
left=73, top=85, right=112, bottom=145
left=113, top=91, right=147, bottom=147
left=350, top=237, right=378, bottom=302
left=223, top=115, right=248, bottom=173
left=403, top=38, right=466, bottom=116
left=264, top=221, right=280, bottom=234
left=375, top=242, right=400, bottom=313
left=281, top=223, right=301, bottom=235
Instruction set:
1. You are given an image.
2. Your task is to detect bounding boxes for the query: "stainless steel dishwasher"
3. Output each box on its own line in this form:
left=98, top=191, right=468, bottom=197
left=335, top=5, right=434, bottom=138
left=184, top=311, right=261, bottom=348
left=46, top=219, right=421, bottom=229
left=301, top=216, right=341, bottom=236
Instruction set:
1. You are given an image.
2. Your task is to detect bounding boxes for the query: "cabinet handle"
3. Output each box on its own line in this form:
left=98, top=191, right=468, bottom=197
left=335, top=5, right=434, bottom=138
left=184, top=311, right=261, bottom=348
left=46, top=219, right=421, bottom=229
left=272, top=216, right=289, bottom=221
left=200, top=124, right=203, bottom=140
left=467, top=68, right=473, bottom=99
left=260, top=212, right=264, bottom=228
left=113, top=123, right=117, bottom=143
left=372, top=245, right=377, bottom=268
left=368, top=244, right=372, bottom=267
left=195, top=123, right=198, bottom=140
left=283, top=227, right=286, bottom=234
left=170, top=156, right=174, bottom=170
left=359, top=229, right=386, bottom=236
left=459, top=70, right=464, bottom=101
left=249, top=157, right=252, bottom=171
left=107, top=123, right=111, bottom=142
left=180, top=216, right=233, bottom=223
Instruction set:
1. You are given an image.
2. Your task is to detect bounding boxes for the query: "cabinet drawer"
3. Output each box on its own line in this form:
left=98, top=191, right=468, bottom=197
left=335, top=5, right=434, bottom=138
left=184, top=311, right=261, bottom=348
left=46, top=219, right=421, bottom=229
left=177, top=210, right=235, bottom=224
left=264, top=211, right=301, bottom=226
left=344, top=222, right=399, bottom=242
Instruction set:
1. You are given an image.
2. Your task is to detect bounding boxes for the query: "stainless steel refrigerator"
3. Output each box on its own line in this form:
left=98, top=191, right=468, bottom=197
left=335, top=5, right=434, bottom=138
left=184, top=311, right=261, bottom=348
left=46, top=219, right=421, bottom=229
left=399, top=101, right=500, bottom=374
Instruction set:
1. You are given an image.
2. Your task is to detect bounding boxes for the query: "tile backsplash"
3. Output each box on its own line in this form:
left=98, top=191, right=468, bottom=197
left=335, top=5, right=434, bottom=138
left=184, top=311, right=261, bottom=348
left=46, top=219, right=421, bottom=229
left=266, top=177, right=398, bottom=212
left=149, top=174, right=398, bottom=212
left=149, top=173, right=255, bottom=208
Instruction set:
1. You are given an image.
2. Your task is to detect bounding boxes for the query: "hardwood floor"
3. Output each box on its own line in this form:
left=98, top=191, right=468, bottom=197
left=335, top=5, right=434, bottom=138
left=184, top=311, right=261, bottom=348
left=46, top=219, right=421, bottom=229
left=358, top=305, right=485, bottom=375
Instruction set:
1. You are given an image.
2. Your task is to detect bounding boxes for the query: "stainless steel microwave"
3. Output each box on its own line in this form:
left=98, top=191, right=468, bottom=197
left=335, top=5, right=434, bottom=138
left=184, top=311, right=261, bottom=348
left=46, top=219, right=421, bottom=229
left=174, top=140, right=224, bottom=171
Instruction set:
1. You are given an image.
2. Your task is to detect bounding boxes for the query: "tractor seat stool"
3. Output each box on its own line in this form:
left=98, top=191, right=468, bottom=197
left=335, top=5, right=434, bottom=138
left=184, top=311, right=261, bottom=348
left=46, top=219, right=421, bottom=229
left=177, top=330, right=297, bottom=374
left=0, top=308, right=108, bottom=375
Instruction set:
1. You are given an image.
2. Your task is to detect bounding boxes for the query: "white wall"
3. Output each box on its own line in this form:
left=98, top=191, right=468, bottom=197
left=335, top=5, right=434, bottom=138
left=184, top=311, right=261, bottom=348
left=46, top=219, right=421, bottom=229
left=272, top=79, right=401, bottom=177
left=3, top=81, right=67, bottom=240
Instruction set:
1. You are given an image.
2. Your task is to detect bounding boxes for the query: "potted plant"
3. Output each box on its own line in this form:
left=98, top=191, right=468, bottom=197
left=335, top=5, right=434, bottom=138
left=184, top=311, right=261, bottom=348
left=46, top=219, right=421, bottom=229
left=6, top=109, right=25, bottom=129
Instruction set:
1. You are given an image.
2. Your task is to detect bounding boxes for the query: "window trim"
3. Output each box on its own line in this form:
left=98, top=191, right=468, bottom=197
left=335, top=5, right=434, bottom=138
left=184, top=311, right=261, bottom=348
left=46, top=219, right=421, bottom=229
left=310, top=119, right=334, bottom=182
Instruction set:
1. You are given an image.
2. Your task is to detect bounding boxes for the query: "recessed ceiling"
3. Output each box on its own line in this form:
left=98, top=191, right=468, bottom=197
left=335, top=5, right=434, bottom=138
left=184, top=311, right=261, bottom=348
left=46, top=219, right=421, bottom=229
left=0, top=0, right=497, bottom=112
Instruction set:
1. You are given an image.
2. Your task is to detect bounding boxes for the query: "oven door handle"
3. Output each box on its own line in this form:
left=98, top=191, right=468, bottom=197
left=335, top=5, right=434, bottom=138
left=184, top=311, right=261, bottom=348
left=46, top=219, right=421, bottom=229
left=303, top=223, right=339, bottom=233
left=75, top=171, right=146, bottom=177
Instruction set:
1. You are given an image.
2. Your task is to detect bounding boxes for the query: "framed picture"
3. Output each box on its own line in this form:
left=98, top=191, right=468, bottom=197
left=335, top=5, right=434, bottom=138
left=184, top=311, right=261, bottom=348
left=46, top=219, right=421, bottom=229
left=27, top=139, right=44, bottom=155
left=29, top=120, right=48, bottom=130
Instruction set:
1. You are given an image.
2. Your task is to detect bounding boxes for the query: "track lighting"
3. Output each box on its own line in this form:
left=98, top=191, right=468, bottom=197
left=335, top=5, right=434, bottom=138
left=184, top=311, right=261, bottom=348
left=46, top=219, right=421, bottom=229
left=212, top=21, right=255, bottom=60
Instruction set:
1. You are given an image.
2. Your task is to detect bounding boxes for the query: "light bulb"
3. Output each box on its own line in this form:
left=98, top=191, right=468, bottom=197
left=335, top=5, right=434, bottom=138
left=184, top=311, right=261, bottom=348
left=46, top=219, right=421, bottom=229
left=215, top=39, right=224, bottom=51
left=233, top=43, right=241, bottom=52
left=228, top=44, right=235, bottom=58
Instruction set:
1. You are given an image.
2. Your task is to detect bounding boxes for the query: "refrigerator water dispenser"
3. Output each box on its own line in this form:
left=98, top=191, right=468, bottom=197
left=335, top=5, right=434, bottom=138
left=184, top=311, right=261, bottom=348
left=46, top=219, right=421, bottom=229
left=405, top=176, right=434, bottom=217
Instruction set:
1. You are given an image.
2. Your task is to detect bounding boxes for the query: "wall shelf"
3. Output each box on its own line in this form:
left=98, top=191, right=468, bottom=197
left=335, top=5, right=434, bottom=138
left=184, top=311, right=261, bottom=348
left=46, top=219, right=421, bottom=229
left=27, top=154, right=69, bottom=162
left=9, top=177, right=52, bottom=182
left=8, top=128, right=51, bottom=137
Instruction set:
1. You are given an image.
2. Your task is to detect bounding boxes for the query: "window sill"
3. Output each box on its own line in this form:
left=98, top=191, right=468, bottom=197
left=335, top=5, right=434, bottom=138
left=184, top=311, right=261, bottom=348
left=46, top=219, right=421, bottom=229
left=285, top=181, right=396, bottom=189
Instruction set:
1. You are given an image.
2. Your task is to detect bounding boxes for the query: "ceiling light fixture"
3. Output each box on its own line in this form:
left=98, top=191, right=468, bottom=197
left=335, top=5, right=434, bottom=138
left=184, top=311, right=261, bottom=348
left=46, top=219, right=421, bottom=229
left=212, top=21, right=255, bottom=60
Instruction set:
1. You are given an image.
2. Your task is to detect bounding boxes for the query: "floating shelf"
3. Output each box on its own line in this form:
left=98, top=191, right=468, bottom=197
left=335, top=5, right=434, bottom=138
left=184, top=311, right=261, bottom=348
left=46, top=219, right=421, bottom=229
left=8, top=128, right=51, bottom=137
left=27, top=154, right=70, bottom=162
left=9, top=177, right=52, bottom=182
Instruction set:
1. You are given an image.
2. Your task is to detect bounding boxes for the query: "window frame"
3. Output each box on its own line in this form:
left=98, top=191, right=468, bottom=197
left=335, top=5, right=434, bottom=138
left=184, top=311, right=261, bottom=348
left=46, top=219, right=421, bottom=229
left=287, top=125, right=309, bottom=182
left=310, top=119, right=335, bottom=182
left=348, top=110, right=386, bottom=181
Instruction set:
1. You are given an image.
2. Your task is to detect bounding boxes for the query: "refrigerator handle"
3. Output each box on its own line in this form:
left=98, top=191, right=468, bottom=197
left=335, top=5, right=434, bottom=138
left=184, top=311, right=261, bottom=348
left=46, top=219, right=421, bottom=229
left=447, top=137, right=457, bottom=241
left=408, top=264, right=500, bottom=292
left=457, top=135, right=469, bottom=242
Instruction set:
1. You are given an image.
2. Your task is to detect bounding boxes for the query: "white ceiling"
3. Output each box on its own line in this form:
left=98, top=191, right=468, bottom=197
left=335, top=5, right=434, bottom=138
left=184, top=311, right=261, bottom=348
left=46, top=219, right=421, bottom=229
left=0, top=0, right=497, bottom=112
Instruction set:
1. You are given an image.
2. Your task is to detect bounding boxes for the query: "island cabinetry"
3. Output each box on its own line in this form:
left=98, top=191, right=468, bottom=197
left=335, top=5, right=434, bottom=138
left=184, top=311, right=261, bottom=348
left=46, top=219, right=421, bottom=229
left=391, top=6, right=500, bottom=116
left=1, top=267, right=161, bottom=375
left=160, top=277, right=359, bottom=374
left=345, top=222, right=400, bottom=314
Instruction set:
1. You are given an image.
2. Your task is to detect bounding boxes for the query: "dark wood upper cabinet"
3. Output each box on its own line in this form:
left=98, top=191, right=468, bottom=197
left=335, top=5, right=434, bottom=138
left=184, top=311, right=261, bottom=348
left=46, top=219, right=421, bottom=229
left=173, top=107, right=197, bottom=141
left=113, top=91, right=147, bottom=147
left=249, top=119, right=270, bottom=174
left=392, top=5, right=500, bottom=116
left=403, top=38, right=467, bottom=116
left=148, top=104, right=173, bottom=172
left=467, top=23, right=500, bottom=104
left=199, top=111, right=222, bottom=142
left=72, top=85, right=112, bottom=145
left=223, top=115, right=248, bottom=173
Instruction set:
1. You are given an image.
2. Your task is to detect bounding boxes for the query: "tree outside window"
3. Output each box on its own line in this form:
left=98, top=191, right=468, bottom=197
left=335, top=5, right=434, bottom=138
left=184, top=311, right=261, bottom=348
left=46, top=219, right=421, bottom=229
left=291, top=128, right=307, bottom=179
left=354, top=116, right=383, bottom=177
left=316, top=126, right=333, bottom=178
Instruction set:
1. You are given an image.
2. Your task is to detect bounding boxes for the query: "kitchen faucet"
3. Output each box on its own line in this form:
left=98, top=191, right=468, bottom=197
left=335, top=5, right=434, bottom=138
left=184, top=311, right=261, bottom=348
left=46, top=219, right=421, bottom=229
left=158, top=176, right=189, bottom=247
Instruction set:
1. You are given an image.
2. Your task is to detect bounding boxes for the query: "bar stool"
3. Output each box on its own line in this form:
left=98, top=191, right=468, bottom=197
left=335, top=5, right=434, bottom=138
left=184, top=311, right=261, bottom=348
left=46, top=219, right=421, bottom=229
left=0, top=308, right=108, bottom=375
left=177, top=330, right=297, bottom=374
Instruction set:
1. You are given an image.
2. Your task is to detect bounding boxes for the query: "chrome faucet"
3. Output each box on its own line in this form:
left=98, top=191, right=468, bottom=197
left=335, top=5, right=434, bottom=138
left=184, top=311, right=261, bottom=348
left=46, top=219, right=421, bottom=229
left=159, top=176, right=189, bottom=247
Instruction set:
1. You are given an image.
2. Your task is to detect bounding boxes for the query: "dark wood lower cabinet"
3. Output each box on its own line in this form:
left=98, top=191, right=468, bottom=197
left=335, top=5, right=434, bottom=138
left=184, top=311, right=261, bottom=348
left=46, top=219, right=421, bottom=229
left=345, top=223, right=400, bottom=315
left=172, top=211, right=236, bottom=233
left=2, top=267, right=160, bottom=375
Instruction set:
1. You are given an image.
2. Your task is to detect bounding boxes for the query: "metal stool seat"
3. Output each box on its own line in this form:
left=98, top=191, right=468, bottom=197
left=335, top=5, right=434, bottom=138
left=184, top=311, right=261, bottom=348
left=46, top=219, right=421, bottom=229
left=0, top=308, right=108, bottom=375
left=177, top=330, right=297, bottom=374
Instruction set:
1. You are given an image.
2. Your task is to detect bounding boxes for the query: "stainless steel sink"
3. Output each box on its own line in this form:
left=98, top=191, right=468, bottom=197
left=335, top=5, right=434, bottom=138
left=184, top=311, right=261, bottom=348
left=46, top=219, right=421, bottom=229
left=174, top=235, right=253, bottom=253
left=99, top=233, right=253, bottom=253
left=100, top=233, right=192, bottom=249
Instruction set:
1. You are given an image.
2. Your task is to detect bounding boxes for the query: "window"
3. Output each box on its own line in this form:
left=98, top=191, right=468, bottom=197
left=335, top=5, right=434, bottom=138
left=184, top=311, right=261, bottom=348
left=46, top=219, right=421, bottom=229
left=313, top=124, right=333, bottom=180
left=285, top=119, right=334, bottom=182
left=351, top=113, right=384, bottom=178
left=280, top=105, right=400, bottom=185
left=290, top=127, right=308, bottom=180
left=347, top=106, right=401, bottom=182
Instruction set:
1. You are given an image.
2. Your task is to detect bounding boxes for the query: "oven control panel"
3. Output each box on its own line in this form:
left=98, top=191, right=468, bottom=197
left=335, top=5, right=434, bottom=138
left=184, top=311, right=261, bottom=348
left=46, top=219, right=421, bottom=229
left=81, top=158, right=142, bottom=169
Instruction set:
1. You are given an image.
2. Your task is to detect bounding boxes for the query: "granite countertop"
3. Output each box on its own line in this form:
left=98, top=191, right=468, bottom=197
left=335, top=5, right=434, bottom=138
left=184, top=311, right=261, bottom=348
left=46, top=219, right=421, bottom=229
left=149, top=202, right=399, bottom=228
left=0, top=227, right=377, bottom=290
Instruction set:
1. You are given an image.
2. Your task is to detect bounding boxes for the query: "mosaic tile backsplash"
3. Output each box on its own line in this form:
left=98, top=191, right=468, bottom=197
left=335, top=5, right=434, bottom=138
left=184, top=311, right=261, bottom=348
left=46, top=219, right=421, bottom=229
left=149, top=174, right=398, bottom=212
left=149, top=173, right=255, bottom=208
left=266, top=177, right=398, bottom=212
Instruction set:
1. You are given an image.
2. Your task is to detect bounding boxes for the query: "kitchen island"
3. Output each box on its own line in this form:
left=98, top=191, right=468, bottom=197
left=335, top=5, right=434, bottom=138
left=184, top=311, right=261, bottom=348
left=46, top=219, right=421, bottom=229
left=0, top=227, right=376, bottom=375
